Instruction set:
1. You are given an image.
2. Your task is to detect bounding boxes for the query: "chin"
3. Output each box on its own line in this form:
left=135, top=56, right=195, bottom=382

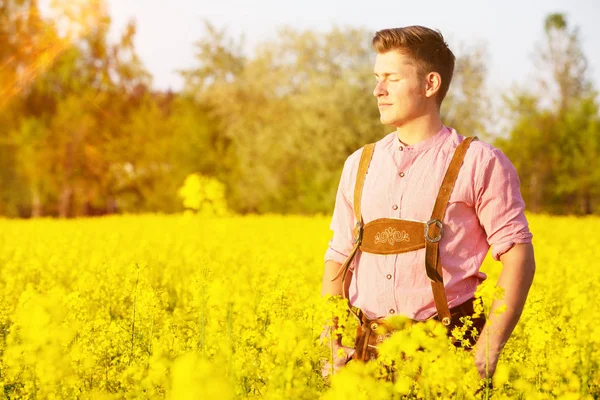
left=380, top=116, right=396, bottom=126
left=380, top=117, right=403, bottom=127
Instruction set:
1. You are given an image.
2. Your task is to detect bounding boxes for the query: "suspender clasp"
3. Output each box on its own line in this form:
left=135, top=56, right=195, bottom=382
left=353, top=221, right=364, bottom=245
left=425, top=219, right=443, bottom=243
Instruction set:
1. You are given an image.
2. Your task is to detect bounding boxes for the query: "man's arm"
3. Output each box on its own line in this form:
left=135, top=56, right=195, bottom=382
left=474, top=242, right=536, bottom=378
left=320, top=260, right=354, bottom=375
left=321, top=260, right=354, bottom=345
left=321, top=260, right=345, bottom=346
left=321, top=260, right=351, bottom=297
left=320, top=152, right=359, bottom=375
left=321, top=260, right=352, bottom=346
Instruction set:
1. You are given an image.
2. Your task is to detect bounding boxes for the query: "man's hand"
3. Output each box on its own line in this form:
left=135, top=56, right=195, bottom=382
left=320, top=260, right=355, bottom=377
left=474, top=333, right=500, bottom=378
left=321, top=339, right=355, bottom=377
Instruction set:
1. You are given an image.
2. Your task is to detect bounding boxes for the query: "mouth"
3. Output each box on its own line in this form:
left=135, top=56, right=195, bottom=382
left=378, top=103, right=392, bottom=108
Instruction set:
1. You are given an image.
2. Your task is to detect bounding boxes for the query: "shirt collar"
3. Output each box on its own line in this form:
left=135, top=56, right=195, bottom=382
left=392, top=125, right=451, bottom=152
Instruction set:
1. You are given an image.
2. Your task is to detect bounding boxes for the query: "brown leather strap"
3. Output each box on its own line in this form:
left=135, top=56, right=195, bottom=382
left=331, top=143, right=376, bottom=293
left=425, top=136, right=477, bottom=325
left=333, top=136, right=476, bottom=327
left=353, top=297, right=484, bottom=361
left=360, top=219, right=426, bottom=254
left=353, top=143, right=376, bottom=224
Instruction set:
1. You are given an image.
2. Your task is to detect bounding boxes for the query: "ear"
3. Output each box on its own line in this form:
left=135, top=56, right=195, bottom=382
left=424, top=72, right=442, bottom=99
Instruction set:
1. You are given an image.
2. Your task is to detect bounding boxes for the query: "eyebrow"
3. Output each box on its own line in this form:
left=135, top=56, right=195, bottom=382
left=374, top=72, right=402, bottom=77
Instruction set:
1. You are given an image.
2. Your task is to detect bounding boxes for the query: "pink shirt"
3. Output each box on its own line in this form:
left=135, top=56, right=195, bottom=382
left=324, top=126, right=533, bottom=321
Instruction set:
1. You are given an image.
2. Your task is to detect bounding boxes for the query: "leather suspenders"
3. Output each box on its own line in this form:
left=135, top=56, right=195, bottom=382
left=332, top=143, right=376, bottom=296
left=333, top=136, right=478, bottom=326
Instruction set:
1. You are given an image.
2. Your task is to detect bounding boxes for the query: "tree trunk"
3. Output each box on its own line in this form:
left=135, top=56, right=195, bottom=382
left=529, top=173, right=540, bottom=212
left=107, top=196, right=118, bottom=214
left=58, top=184, right=72, bottom=218
left=581, top=190, right=592, bottom=215
left=30, top=182, right=42, bottom=217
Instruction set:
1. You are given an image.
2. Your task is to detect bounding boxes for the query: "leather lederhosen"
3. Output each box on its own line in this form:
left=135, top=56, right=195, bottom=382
left=352, top=297, right=486, bottom=362
left=332, top=136, right=481, bottom=362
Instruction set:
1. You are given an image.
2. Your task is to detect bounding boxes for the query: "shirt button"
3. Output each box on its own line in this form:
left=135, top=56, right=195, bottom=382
left=392, top=205, right=398, bottom=210
left=399, top=146, right=404, bottom=151
left=399, top=172, right=405, bottom=178
left=389, top=309, right=395, bottom=314
left=386, top=274, right=392, bottom=279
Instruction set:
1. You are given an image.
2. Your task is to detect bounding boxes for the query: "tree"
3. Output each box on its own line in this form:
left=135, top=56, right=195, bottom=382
left=180, top=23, right=493, bottom=214
left=538, top=13, right=591, bottom=112
left=442, top=44, right=491, bottom=139
left=498, top=13, right=600, bottom=214
left=0, top=0, right=56, bottom=216
left=0, top=0, right=156, bottom=217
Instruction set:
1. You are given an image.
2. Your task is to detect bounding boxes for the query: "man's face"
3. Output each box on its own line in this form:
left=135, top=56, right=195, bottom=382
left=373, top=51, right=428, bottom=127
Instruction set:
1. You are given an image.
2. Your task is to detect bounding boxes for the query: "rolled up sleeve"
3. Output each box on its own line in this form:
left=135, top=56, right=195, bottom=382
left=324, top=158, right=356, bottom=266
left=475, top=148, right=533, bottom=261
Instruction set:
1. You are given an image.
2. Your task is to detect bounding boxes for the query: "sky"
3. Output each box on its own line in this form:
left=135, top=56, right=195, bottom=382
left=103, top=0, right=600, bottom=97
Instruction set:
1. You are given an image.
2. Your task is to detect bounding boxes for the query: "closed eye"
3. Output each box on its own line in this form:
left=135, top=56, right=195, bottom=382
left=374, top=74, right=401, bottom=82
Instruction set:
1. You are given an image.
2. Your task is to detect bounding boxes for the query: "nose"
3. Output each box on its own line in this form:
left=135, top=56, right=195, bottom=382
left=373, top=80, right=387, bottom=97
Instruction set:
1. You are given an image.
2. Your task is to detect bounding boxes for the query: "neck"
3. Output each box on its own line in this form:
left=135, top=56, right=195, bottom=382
left=395, top=113, right=444, bottom=146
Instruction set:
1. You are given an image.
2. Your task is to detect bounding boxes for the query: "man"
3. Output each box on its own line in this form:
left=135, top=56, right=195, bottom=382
left=321, top=26, right=535, bottom=380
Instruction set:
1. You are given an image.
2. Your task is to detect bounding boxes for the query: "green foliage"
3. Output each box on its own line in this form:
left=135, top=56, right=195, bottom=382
left=442, top=43, right=491, bottom=140
left=180, top=23, right=492, bottom=214
left=180, top=23, right=385, bottom=214
left=0, top=4, right=597, bottom=217
left=497, top=13, right=600, bottom=215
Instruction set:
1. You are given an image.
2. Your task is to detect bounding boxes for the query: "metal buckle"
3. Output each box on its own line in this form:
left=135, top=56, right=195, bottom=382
left=442, top=317, right=451, bottom=326
left=353, top=221, right=363, bottom=244
left=424, top=219, right=443, bottom=243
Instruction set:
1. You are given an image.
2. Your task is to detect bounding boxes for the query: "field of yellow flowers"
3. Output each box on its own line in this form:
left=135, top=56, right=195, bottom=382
left=0, top=213, right=598, bottom=399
